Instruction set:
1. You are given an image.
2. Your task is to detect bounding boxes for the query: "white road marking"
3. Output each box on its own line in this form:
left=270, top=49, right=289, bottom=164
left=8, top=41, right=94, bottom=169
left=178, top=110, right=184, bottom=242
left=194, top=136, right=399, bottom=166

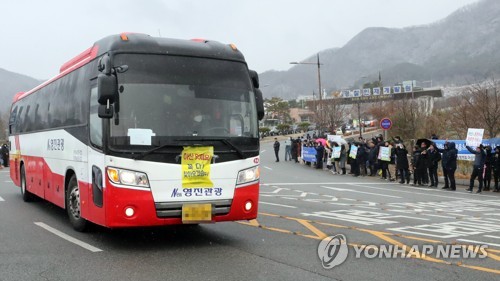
left=322, top=186, right=402, bottom=199
left=357, top=206, right=380, bottom=210
left=387, top=209, right=459, bottom=219
left=457, top=239, right=500, bottom=248
left=34, top=222, right=103, bottom=252
left=347, top=183, right=494, bottom=199
left=262, top=182, right=497, bottom=198
left=262, top=182, right=399, bottom=186
left=0, top=196, right=4, bottom=201
left=259, top=201, right=297, bottom=209
left=263, top=166, right=273, bottom=170
left=483, top=235, right=500, bottom=240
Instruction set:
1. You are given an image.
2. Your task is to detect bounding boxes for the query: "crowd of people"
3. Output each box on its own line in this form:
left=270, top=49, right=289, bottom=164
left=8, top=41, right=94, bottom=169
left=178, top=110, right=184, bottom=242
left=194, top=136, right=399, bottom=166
left=273, top=134, right=500, bottom=193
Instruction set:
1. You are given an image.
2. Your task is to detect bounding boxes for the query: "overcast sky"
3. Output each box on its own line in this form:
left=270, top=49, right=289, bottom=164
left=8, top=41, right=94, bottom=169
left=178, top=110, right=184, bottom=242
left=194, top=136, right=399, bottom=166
left=1, top=0, right=479, bottom=80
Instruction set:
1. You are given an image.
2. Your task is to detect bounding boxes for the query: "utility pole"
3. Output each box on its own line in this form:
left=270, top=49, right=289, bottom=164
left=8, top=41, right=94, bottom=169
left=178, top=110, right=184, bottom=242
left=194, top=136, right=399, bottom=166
left=290, top=54, right=324, bottom=132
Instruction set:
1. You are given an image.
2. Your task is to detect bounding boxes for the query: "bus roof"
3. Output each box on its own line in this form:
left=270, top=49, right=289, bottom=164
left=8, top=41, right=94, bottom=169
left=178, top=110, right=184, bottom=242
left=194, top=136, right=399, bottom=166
left=14, top=33, right=247, bottom=103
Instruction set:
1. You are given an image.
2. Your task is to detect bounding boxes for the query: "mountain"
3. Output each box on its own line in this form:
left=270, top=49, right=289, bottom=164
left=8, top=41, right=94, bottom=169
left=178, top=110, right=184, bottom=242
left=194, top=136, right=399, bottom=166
left=260, top=0, right=500, bottom=99
left=0, top=68, right=41, bottom=115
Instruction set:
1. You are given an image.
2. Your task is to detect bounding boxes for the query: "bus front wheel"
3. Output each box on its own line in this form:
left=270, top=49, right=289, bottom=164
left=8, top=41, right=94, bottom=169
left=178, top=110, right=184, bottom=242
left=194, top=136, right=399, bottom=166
left=66, top=175, right=88, bottom=232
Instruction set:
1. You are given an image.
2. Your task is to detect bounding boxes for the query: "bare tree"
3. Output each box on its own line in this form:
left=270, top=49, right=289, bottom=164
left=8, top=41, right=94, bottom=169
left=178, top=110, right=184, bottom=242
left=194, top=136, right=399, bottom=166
left=449, top=79, right=500, bottom=138
left=0, top=111, right=8, bottom=141
left=320, top=98, right=347, bottom=132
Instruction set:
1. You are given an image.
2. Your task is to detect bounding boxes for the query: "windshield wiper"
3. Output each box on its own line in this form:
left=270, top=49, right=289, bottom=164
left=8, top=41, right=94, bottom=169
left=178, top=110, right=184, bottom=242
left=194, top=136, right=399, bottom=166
left=133, top=143, right=184, bottom=160
left=175, top=137, right=246, bottom=159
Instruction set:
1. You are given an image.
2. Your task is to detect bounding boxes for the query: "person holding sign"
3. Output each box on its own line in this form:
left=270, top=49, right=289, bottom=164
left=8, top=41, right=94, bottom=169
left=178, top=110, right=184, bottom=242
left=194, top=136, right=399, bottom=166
left=378, top=142, right=391, bottom=180
left=465, top=145, right=486, bottom=193
left=330, top=143, right=341, bottom=174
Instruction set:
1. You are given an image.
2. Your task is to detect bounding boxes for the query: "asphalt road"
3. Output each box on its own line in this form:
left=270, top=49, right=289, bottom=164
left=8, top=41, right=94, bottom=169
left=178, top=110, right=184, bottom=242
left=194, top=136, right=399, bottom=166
left=1, top=142, right=499, bottom=280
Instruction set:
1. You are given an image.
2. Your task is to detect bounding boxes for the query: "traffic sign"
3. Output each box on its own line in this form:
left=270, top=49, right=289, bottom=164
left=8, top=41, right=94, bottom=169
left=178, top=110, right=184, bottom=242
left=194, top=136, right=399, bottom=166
left=380, top=118, right=392, bottom=130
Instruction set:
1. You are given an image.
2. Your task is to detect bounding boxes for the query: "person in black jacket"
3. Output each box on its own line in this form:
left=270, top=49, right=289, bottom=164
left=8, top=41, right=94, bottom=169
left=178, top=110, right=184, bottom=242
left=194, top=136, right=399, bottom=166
left=395, top=143, right=410, bottom=184
left=493, top=146, right=500, bottom=192
left=0, top=144, right=8, bottom=168
left=273, top=138, right=280, bottom=162
left=465, top=145, right=486, bottom=193
left=315, top=142, right=325, bottom=169
left=420, top=142, right=430, bottom=185
left=437, top=141, right=457, bottom=190
left=411, top=145, right=427, bottom=186
left=367, top=141, right=377, bottom=176
left=427, top=144, right=441, bottom=187
left=357, top=143, right=368, bottom=176
left=483, top=146, right=493, bottom=191
left=445, top=142, right=458, bottom=190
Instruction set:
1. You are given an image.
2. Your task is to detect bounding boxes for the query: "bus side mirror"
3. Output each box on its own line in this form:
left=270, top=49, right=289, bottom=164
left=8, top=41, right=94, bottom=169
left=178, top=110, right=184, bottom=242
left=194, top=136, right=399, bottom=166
left=249, top=70, right=259, bottom=88
left=98, top=104, right=114, bottom=119
left=97, top=74, right=117, bottom=105
left=255, top=88, right=265, bottom=121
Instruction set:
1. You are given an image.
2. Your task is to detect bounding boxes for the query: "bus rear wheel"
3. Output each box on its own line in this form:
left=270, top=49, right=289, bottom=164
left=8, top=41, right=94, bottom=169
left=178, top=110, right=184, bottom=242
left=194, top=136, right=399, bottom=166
left=20, top=165, right=34, bottom=202
left=66, top=175, right=88, bottom=232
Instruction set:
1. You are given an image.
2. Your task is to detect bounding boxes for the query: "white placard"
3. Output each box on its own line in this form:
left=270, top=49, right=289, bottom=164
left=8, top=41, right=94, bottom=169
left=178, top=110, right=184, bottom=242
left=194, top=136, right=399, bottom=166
left=373, top=87, right=381, bottom=95
left=383, top=87, right=391, bottom=95
left=332, top=147, right=341, bottom=159
left=466, top=128, right=484, bottom=147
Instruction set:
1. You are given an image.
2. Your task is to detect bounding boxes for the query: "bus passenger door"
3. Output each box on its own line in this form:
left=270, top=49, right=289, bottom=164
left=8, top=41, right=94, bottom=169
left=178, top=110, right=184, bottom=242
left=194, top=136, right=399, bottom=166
left=86, top=86, right=106, bottom=225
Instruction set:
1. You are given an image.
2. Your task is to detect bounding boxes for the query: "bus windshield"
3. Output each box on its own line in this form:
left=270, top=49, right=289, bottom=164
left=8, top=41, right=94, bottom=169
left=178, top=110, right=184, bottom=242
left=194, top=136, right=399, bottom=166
left=109, top=54, right=258, bottom=148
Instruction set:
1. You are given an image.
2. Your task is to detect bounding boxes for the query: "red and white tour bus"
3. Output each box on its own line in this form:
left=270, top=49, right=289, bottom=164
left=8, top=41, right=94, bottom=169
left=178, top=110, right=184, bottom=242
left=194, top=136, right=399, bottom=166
left=8, top=33, right=264, bottom=231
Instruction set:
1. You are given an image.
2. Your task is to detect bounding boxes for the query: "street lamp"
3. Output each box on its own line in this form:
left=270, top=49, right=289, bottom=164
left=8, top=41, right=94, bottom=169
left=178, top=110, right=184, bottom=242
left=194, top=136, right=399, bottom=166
left=290, top=54, right=323, bottom=130
left=357, top=76, right=369, bottom=138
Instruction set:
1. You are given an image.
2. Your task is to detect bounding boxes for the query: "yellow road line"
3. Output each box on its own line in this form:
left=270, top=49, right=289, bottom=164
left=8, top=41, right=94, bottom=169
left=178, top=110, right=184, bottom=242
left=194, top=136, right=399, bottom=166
left=359, top=229, right=449, bottom=264
left=458, top=264, right=500, bottom=275
left=296, top=219, right=328, bottom=239
left=240, top=212, right=500, bottom=275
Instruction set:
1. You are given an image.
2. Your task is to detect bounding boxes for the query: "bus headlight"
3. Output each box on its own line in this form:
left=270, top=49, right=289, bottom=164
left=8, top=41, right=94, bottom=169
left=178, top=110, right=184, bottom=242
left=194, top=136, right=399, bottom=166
left=236, top=166, right=260, bottom=186
left=107, top=167, right=150, bottom=188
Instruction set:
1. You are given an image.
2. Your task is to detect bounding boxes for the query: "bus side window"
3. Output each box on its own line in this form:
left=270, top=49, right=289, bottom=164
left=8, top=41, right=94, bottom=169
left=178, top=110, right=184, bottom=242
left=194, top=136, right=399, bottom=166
left=90, top=87, right=103, bottom=148
left=9, top=106, right=18, bottom=134
left=16, top=106, right=24, bottom=133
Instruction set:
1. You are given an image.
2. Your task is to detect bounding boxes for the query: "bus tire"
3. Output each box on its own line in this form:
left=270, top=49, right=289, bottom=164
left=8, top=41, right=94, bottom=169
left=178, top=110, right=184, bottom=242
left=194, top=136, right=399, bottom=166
left=66, top=175, right=87, bottom=232
left=20, top=165, right=34, bottom=202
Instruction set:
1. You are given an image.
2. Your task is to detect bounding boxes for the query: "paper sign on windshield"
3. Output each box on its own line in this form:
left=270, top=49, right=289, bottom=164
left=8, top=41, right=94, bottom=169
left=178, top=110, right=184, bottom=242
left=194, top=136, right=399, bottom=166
left=181, top=146, right=214, bottom=188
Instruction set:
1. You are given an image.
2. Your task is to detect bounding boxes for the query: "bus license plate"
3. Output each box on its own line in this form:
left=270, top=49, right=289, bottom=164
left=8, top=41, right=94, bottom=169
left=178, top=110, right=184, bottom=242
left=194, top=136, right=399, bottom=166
left=182, top=203, right=212, bottom=223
